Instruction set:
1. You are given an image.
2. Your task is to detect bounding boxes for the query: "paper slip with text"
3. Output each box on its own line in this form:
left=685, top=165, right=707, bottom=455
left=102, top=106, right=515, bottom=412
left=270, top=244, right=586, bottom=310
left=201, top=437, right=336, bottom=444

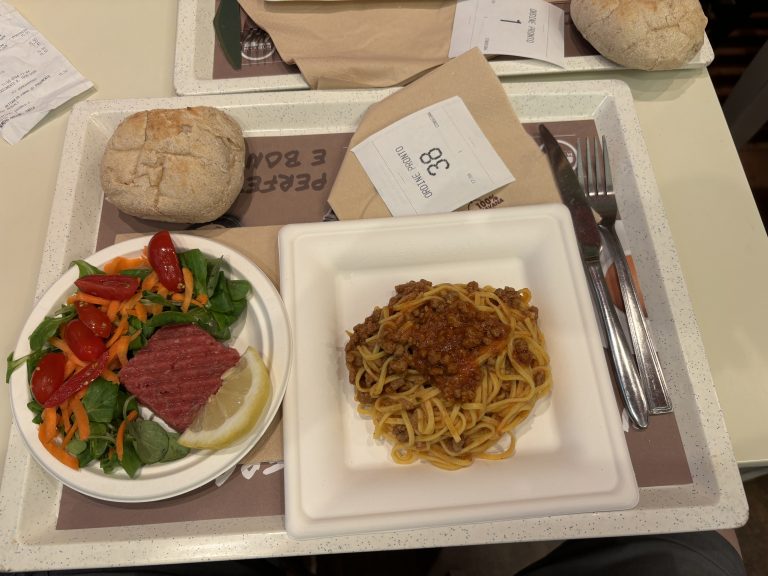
left=0, top=1, right=93, bottom=144
left=450, top=0, right=565, bottom=68
left=351, top=96, right=514, bottom=217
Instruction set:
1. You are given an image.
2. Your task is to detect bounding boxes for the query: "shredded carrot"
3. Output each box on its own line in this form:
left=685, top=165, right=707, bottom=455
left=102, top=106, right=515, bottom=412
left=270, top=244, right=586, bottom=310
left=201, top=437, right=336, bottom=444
left=106, top=315, right=129, bottom=348
left=108, top=335, right=132, bottom=368
left=171, top=292, right=205, bottom=308
left=180, top=268, right=194, bottom=312
left=49, top=337, right=87, bottom=368
left=67, top=292, right=112, bottom=306
left=141, top=271, right=159, bottom=292
left=106, top=299, right=121, bottom=322
left=116, top=410, right=139, bottom=461
left=62, top=419, right=79, bottom=448
left=63, top=358, right=78, bottom=379
left=39, top=407, right=58, bottom=444
left=132, top=301, right=148, bottom=323
left=60, top=401, right=72, bottom=433
left=42, top=441, right=79, bottom=470
left=69, top=396, right=90, bottom=441
left=103, top=256, right=148, bottom=275
left=196, top=294, right=208, bottom=305
left=101, top=369, right=120, bottom=384
left=119, top=291, right=143, bottom=316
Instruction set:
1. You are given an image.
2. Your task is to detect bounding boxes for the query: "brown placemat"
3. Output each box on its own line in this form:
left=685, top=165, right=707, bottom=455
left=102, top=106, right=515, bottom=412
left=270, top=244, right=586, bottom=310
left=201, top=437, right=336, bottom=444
left=56, top=464, right=285, bottom=530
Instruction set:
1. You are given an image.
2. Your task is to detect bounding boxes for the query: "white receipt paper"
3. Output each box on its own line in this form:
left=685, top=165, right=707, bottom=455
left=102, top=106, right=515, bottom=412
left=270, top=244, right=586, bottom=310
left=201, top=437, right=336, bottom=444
left=0, top=2, right=92, bottom=144
left=450, top=0, right=565, bottom=68
left=352, top=96, right=514, bottom=217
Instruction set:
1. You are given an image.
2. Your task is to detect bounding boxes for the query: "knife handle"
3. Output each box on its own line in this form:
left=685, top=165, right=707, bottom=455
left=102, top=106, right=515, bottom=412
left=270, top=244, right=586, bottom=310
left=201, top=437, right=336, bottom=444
left=599, top=225, right=672, bottom=415
left=585, top=260, right=649, bottom=429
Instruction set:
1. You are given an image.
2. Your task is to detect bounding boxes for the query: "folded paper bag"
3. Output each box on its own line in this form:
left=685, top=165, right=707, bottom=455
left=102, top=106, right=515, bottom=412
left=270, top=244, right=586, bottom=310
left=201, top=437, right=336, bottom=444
left=328, top=48, right=561, bottom=220
left=237, top=0, right=455, bottom=89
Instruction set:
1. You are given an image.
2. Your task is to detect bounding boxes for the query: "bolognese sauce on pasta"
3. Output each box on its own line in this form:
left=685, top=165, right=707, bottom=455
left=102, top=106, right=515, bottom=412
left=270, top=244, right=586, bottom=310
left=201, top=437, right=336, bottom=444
left=344, top=280, right=552, bottom=470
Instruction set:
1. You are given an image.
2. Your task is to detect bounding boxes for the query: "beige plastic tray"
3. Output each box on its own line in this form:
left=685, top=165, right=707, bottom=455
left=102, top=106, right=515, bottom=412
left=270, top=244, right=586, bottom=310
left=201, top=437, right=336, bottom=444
left=173, top=0, right=715, bottom=96
left=0, top=79, right=744, bottom=571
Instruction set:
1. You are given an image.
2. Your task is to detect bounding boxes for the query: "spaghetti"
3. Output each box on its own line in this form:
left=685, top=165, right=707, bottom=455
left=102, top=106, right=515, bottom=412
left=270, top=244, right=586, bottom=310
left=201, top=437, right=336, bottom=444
left=344, top=280, right=552, bottom=470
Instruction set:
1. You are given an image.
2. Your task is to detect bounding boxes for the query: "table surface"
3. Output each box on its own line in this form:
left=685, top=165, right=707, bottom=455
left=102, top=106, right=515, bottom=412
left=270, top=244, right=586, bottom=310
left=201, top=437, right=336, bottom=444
left=0, top=0, right=767, bottom=567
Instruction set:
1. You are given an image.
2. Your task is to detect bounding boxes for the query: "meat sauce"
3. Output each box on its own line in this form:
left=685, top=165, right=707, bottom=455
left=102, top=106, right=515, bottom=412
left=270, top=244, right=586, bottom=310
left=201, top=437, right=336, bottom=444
left=346, top=280, right=526, bottom=403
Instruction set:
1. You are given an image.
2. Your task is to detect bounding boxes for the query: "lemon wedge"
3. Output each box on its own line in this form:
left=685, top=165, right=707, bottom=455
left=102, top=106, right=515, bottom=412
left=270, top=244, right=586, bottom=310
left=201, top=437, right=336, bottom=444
left=179, top=346, right=271, bottom=450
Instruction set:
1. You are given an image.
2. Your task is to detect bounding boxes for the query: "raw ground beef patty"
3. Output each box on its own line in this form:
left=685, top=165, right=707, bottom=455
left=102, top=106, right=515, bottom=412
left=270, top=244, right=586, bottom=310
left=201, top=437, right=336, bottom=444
left=119, top=323, right=241, bottom=432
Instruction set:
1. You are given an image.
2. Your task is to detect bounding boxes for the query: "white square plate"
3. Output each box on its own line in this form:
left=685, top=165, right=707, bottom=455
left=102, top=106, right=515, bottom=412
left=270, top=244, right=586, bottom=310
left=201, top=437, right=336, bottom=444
left=279, top=204, right=638, bottom=539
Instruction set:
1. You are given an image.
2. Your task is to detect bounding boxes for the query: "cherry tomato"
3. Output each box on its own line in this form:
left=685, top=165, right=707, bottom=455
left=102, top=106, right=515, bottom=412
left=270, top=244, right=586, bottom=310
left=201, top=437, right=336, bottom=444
left=75, top=302, right=112, bottom=339
left=62, top=319, right=107, bottom=362
left=75, top=274, right=139, bottom=301
left=148, top=230, right=184, bottom=293
left=30, top=352, right=67, bottom=404
left=44, top=351, right=110, bottom=408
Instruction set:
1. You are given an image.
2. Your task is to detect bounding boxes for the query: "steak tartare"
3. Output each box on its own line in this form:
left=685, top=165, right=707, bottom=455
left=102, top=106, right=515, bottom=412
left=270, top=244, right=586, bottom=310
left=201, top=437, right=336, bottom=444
left=119, top=324, right=241, bottom=432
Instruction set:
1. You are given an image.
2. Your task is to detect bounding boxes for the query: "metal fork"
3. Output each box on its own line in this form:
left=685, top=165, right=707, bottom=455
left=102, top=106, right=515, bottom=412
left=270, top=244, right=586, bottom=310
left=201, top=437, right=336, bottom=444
left=578, top=136, right=672, bottom=415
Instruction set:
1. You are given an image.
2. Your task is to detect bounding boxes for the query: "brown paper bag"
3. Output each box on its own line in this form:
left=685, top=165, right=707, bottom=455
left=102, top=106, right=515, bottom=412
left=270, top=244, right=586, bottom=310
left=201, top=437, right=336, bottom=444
left=328, top=48, right=560, bottom=220
left=237, top=0, right=456, bottom=89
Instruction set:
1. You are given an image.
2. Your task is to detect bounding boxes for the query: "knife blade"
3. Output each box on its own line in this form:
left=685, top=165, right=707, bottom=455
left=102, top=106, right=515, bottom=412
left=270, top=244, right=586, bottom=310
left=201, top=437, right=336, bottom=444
left=539, top=125, right=649, bottom=429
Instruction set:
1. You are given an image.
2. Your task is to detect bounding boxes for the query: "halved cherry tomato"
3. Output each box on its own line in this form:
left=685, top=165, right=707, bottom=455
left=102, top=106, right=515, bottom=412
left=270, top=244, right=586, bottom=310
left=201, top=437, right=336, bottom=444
left=44, top=351, right=110, bottom=408
left=62, top=319, right=107, bottom=362
left=148, top=230, right=184, bottom=293
left=30, top=352, right=67, bottom=404
left=75, top=302, right=112, bottom=339
left=75, top=274, right=140, bottom=301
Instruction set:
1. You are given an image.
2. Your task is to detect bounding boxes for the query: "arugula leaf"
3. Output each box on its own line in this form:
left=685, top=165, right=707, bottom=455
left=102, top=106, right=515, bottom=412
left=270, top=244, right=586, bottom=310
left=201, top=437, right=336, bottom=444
left=100, top=450, right=119, bottom=475
left=82, top=378, right=119, bottom=423
left=28, top=305, right=75, bottom=351
left=140, top=291, right=173, bottom=307
left=179, top=249, right=208, bottom=297
left=87, top=422, right=110, bottom=461
left=118, top=392, right=139, bottom=421
left=27, top=399, right=43, bottom=424
left=120, top=442, right=142, bottom=478
left=6, top=351, right=28, bottom=383
left=228, top=279, right=251, bottom=301
left=128, top=420, right=170, bottom=465
left=206, top=257, right=224, bottom=298
left=119, top=268, right=153, bottom=280
left=127, top=316, right=147, bottom=351
left=163, top=433, right=191, bottom=462
left=70, top=260, right=104, bottom=277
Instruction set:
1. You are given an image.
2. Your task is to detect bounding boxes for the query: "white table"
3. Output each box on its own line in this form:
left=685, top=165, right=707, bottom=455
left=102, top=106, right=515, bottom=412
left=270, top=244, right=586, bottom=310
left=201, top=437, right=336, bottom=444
left=0, top=0, right=766, bottom=571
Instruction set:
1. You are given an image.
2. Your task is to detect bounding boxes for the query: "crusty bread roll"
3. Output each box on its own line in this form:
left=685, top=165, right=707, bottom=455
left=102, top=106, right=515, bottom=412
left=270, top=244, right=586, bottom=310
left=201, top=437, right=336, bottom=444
left=570, top=0, right=707, bottom=71
left=100, top=107, right=245, bottom=223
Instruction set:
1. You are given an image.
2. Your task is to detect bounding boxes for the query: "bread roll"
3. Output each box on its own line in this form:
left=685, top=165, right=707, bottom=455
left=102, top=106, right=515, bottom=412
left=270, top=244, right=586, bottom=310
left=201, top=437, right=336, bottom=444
left=100, top=107, right=245, bottom=223
left=570, top=0, right=708, bottom=71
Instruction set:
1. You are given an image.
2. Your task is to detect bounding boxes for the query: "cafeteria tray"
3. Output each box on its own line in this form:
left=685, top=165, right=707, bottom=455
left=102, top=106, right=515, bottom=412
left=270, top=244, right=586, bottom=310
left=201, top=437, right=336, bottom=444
left=0, top=79, right=745, bottom=571
left=173, top=0, right=715, bottom=96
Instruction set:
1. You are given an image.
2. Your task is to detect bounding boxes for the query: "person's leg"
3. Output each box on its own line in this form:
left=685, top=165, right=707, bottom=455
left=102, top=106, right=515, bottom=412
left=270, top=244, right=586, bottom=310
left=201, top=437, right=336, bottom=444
left=515, top=531, right=746, bottom=576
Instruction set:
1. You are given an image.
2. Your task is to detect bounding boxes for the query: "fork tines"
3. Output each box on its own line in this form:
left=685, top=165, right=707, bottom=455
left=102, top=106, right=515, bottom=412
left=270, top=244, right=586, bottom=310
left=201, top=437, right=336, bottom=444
left=578, top=135, right=613, bottom=197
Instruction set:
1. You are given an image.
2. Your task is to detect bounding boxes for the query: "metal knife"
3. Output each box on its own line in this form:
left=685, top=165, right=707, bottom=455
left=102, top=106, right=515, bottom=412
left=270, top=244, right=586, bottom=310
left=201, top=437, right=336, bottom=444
left=539, top=125, right=649, bottom=429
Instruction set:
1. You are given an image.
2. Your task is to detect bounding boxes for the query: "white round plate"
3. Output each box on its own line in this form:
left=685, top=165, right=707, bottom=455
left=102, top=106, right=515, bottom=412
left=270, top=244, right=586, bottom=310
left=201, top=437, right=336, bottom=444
left=9, top=234, right=291, bottom=503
